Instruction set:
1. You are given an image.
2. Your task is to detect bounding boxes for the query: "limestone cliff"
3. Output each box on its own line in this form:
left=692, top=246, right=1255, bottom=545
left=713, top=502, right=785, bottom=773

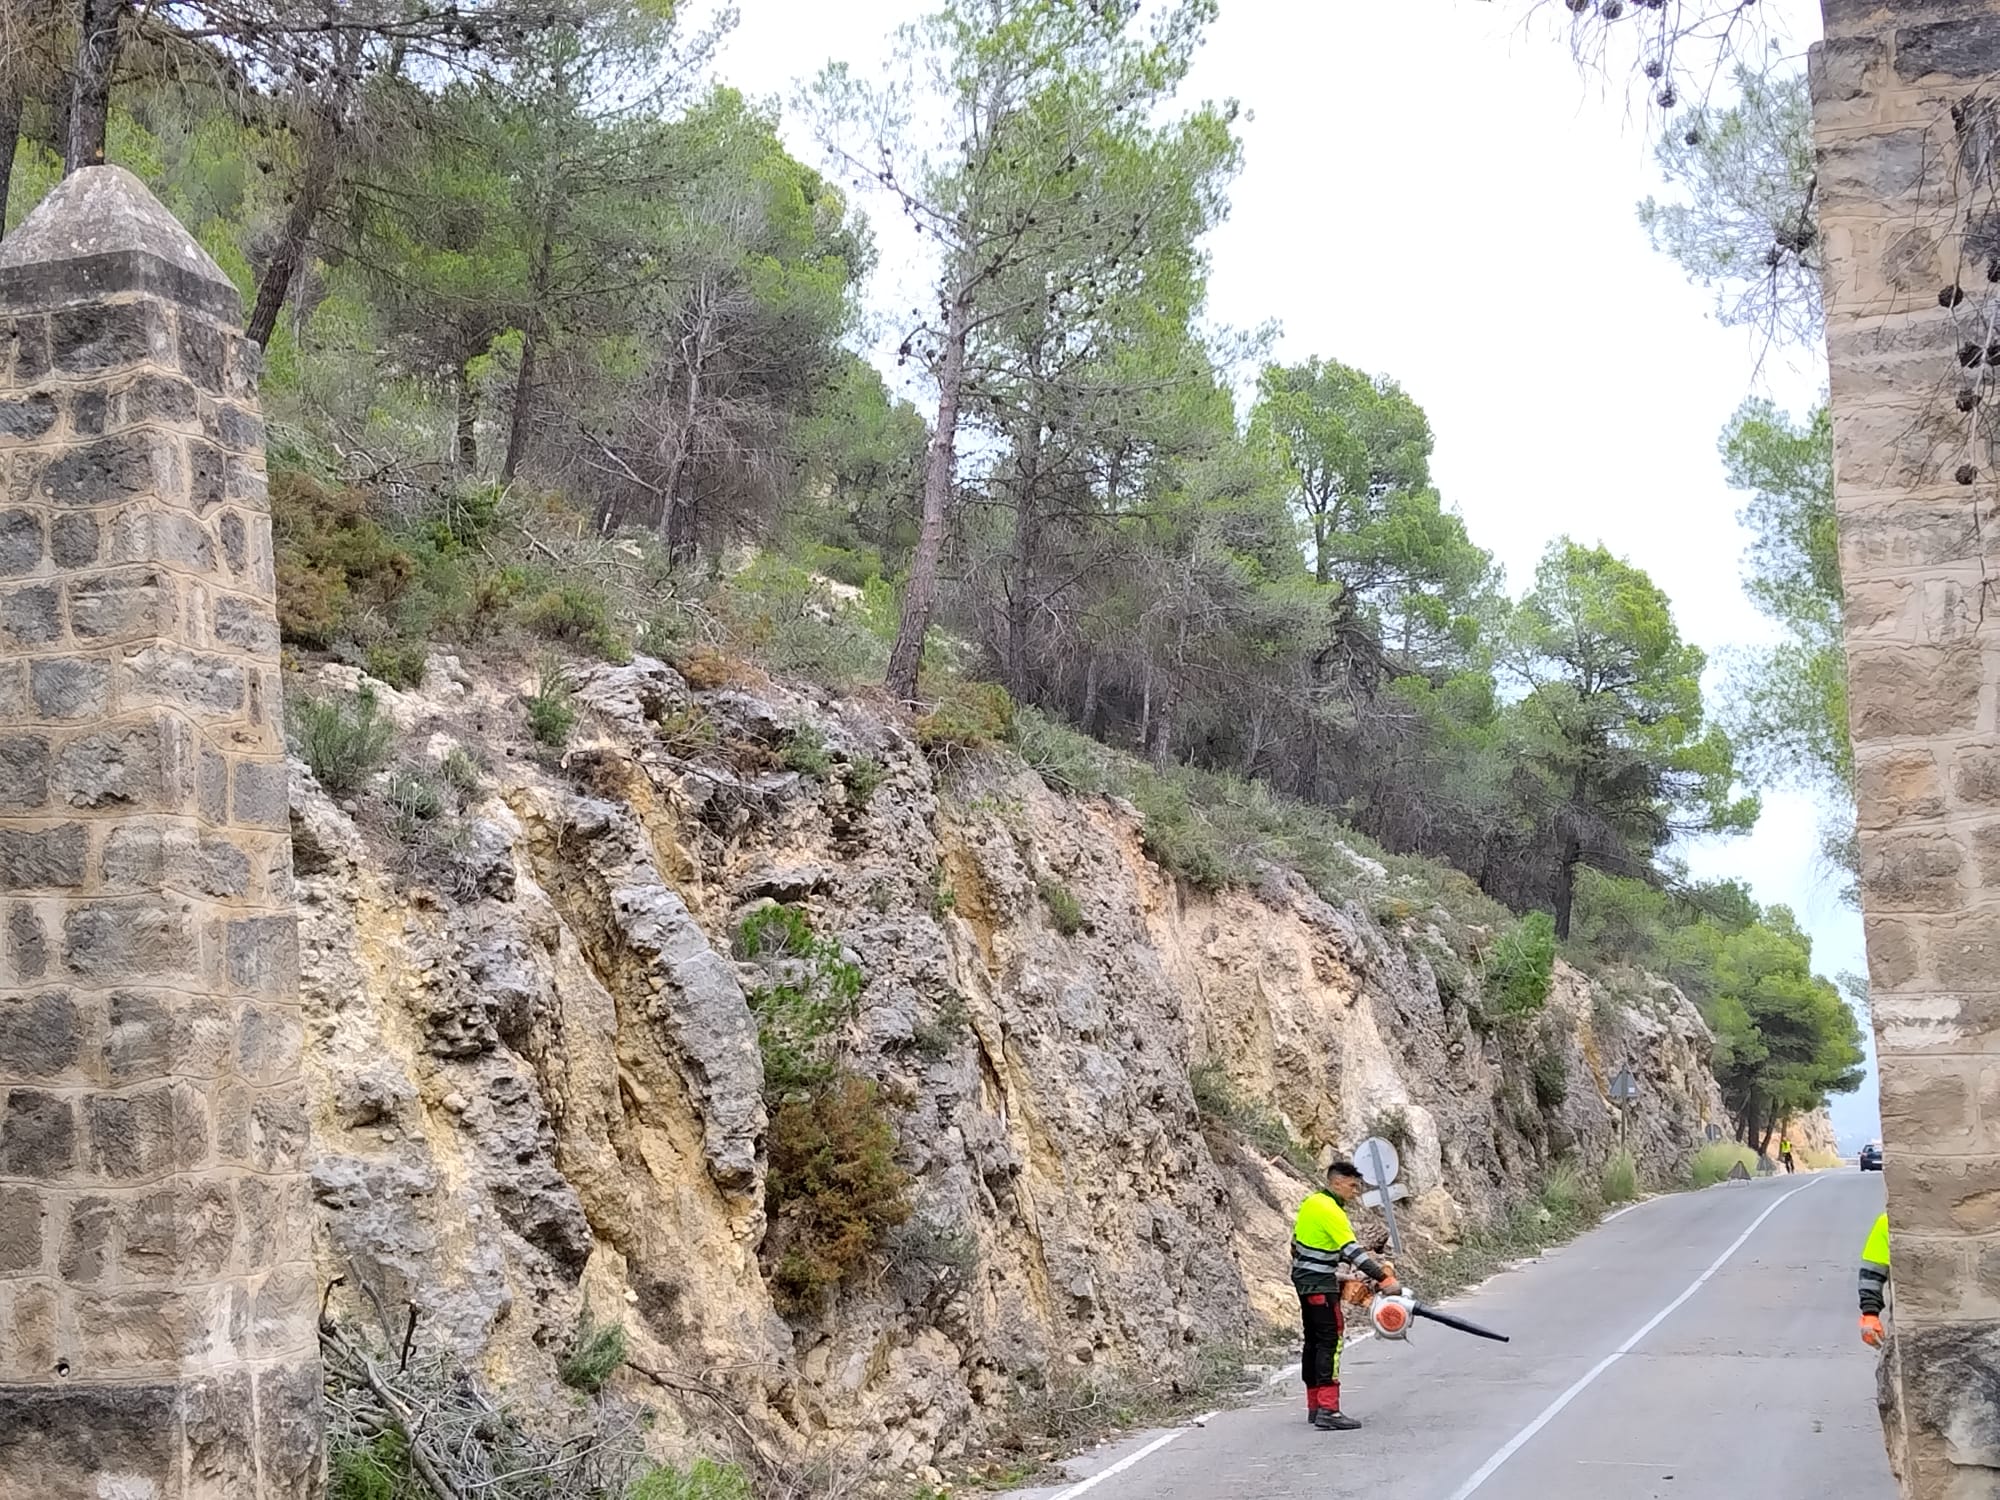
left=295, top=654, right=1731, bottom=1474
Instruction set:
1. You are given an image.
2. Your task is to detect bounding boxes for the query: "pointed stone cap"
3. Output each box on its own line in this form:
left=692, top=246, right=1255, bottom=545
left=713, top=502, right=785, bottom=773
left=0, top=165, right=242, bottom=321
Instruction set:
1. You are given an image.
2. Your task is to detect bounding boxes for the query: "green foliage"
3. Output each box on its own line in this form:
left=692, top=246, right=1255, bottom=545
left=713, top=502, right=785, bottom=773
left=739, top=906, right=865, bottom=1096
left=330, top=1431, right=412, bottom=1500
left=915, top=680, right=1016, bottom=755
left=1601, top=1149, right=1640, bottom=1205
left=1190, top=1064, right=1318, bottom=1178
left=628, top=1461, right=754, bottom=1500
left=1485, top=912, right=1557, bottom=1017
left=292, top=687, right=396, bottom=797
left=365, top=640, right=430, bottom=690
left=1037, top=877, right=1085, bottom=936
left=1639, top=66, right=1820, bottom=344
left=781, top=724, right=832, bottom=777
left=1506, top=539, right=1757, bottom=939
left=440, top=747, right=484, bottom=797
left=844, top=753, right=885, bottom=807
left=271, top=473, right=414, bottom=649
left=1530, top=1050, right=1568, bottom=1110
left=1691, top=1141, right=1759, bottom=1188
left=910, top=992, right=971, bottom=1061
left=525, top=585, right=629, bottom=664
left=765, top=1071, right=912, bottom=1311
left=385, top=766, right=446, bottom=843
left=527, top=660, right=577, bottom=748
left=558, top=1308, right=627, bottom=1394
left=1540, top=1160, right=1597, bottom=1227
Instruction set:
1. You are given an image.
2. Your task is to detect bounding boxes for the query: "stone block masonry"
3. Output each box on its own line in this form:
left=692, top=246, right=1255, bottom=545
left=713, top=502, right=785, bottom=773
left=0, top=168, right=319, bottom=1497
left=1815, top=2, right=2000, bottom=1494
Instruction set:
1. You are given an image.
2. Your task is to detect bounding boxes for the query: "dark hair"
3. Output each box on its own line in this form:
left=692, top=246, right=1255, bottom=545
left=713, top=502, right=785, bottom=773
left=1327, top=1160, right=1362, bottom=1181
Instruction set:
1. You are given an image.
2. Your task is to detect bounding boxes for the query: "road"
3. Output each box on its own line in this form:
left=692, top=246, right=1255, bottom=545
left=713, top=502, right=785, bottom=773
left=1023, top=1170, right=1896, bottom=1500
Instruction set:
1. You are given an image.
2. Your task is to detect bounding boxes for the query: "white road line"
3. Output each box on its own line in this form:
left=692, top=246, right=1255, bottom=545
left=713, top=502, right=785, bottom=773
left=1056, top=1424, right=1192, bottom=1496
left=1441, top=1176, right=1823, bottom=1500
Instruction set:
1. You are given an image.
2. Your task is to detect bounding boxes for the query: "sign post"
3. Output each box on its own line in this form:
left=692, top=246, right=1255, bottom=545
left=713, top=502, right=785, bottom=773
left=1355, top=1135, right=1404, bottom=1258
left=1610, top=1069, right=1638, bottom=1151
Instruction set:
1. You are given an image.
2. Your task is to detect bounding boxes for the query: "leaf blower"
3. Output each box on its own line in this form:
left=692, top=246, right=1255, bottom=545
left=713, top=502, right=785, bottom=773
left=1368, top=1288, right=1511, bottom=1344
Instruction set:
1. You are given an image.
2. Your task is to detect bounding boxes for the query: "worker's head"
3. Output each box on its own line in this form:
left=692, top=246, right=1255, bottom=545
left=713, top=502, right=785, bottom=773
left=1326, top=1160, right=1364, bottom=1204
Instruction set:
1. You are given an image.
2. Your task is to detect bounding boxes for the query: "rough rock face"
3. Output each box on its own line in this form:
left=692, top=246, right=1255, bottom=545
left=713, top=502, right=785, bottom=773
left=297, top=655, right=1732, bottom=1472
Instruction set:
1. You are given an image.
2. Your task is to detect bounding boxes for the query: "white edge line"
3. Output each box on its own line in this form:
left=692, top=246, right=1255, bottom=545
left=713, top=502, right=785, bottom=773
left=1441, top=1176, right=1822, bottom=1500
left=1046, top=1429, right=1189, bottom=1500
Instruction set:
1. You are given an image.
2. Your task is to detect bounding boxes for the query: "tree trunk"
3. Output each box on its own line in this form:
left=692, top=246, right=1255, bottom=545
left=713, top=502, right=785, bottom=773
left=1079, top=654, right=1099, bottom=736
left=1003, top=423, right=1043, bottom=702
left=500, top=229, right=556, bottom=485
left=0, top=81, right=21, bottom=239
left=246, top=133, right=337, bottom=347
left=454, top=361, right=477, bottom=473
left=886, top=296, right=970, bottom=702
left=66, top=0, right=123, bottom=174
left=1553, top=834, right=1580, bottom=941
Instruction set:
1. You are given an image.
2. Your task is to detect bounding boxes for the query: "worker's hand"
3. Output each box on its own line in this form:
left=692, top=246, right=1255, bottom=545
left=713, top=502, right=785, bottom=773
left=1377, top=1275, right=1401, bottom=1297
left=1860, top=1313, right=1885, bottom=1348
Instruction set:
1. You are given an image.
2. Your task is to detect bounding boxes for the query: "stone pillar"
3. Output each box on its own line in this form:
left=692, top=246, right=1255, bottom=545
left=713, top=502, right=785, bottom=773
left=1814, top=4, right=2000, bottom=1494
left=0, top=168, right=319, bottom=1497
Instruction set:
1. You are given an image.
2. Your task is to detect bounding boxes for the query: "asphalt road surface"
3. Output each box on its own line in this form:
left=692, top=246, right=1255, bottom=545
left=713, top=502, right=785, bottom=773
left=1023, top=1170, right=1896, bottom=1500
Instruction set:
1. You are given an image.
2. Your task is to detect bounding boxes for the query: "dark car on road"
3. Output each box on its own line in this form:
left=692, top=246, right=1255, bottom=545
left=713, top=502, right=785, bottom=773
left=1860, top=1142, right=1883, bottom=1171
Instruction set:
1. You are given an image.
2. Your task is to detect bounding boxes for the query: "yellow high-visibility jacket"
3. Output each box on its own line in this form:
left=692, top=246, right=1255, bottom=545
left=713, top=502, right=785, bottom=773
left=1859, top=1213, right=1890, bottom=1316
left=1291, top=1192, right=1384, bottom=1294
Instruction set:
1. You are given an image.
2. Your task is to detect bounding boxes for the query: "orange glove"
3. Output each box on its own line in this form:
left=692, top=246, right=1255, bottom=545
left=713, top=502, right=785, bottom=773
left=1860, top=1313, right=1885, bottom=1348
left=1378, top=1276, right=1402, bottom=1297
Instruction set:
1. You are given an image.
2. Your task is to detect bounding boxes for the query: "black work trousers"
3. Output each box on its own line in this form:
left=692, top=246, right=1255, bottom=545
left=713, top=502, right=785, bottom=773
left=1299, top=1289, right=1345, bottom=1394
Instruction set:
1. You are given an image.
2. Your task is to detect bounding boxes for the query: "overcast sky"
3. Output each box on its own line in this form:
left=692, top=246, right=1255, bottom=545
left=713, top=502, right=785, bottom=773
left=690, top=0, right=1878, bottom=1149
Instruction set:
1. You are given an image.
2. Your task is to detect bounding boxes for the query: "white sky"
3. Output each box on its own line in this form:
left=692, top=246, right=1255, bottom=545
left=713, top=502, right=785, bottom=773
left=692, top=0, right=1878, bottom=1149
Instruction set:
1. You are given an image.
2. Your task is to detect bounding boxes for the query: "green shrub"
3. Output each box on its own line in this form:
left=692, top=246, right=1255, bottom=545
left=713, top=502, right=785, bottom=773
left=1037, top=877, right=1085, bottom=936
left=364, top=639, right=429, bottom=690
left=527, top=660, right=577, bottom=748
left=1363, top=1106, right=1414, bottom=1156
left=914, top=679, right=1015, bottom=755
left=525, top=584, right=629, bottom=662
left=384, top=766, right=445, bottom=839
left=782, top=723, right=831, bottom=776
left=439, top=746, right=483, bottom=796
left=1128, top=776, right=1235, bottom=890
left=1601, top=1149, right=1640, bottom=1204
left=629, top=1460, right=754, bottom=1500
left=292, top=687, right=395, bottom=796
left=1540, top=1159, right=1596, bottom=1226
left=844, top=753, right=885, bottom=807
left=1485, top=911, right=1557, bottom=1016
left=558, top=1307, right=627, bottom=1394
left=765, top=1071, right=912, bottom=1312
left=1530, top=1050, right=1568, bottom=1110
left=271, top=472, right=414, bottom=649
left=1690, top=1140, right=1758, bottom=1187
left=911, top=992, right=970, bottom=1060
left=738, top=907, right=864, bottom=1095
left=329, top=1431, right=409, bottom=1500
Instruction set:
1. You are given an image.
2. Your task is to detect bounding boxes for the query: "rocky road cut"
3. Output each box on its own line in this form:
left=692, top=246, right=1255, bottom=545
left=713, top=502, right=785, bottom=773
left=1020, top=1171, right=1896, bottom=1500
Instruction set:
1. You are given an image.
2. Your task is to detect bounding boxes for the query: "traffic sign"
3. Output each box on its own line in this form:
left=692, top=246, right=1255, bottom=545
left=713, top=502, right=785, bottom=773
left=1354, top=1137, right=1401, bottom=1188
left=1610, top=1069, right=1638, bottom=1101
left=1362, top=1185, right=1411, bottom=1209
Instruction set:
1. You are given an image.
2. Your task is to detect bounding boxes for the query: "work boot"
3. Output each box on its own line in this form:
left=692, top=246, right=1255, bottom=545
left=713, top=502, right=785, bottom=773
left=1314, top=1409, right=1362, bottom=1431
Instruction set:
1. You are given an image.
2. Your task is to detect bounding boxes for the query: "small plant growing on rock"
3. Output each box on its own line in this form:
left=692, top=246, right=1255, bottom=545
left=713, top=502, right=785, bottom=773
left=844, top=752, right=885, bottom=807
left=1530, top=1050, right=1568, bottom=1110
left=363, top=639, right=428, bottom=690
left=738, top=906, right=864, bottom=1095
left=1484, top=911, right=1557, bottom=1017
left=558, top=1306, right=627, bottom=1394
left=765, top=1071, right=912, bottom=1312
left=1037, top=877, right=1086, bottom=936
left=527, top=659, right=577, bottom=748
left=781, top=723, right=832, bottom=776
left=292, top=685, right=395, bottom=797
left=910, top=992, right=970, bottom=1060
left=439, top=746, right=484, bottom=796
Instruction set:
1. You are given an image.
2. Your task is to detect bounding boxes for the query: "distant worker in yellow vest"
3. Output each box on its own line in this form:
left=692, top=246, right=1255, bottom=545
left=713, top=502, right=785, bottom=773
left=1292, top=1160, right=1399, bottom=1431
left=1779, top=1137, right=1796, bottom=1174
left=1859, top=1212, right=1890, bottom=1347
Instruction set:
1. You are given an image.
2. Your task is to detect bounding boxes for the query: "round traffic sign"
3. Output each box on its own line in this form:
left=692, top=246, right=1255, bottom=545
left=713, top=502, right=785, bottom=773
left=1354, top=1136, right=1401, bottom=1188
